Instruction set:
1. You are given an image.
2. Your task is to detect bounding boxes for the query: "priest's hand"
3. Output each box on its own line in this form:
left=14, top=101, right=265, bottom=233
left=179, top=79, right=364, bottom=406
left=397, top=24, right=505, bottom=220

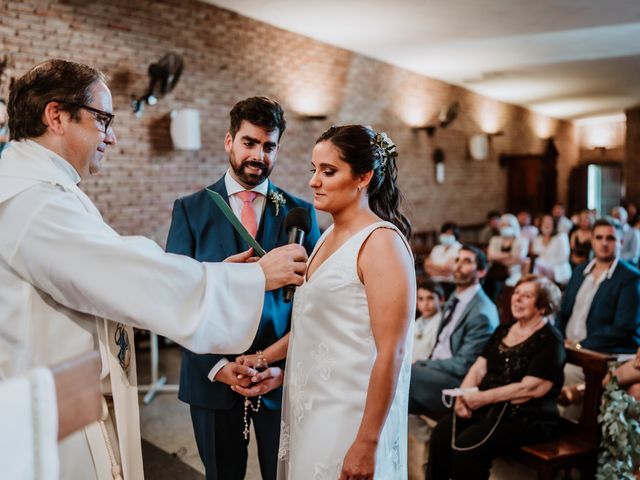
left=258, top=244, right=307, bottom=291
left=231, top=367, right=284, bottom=397
left=224, top=248, right=258, bottom=263
left=214, top=362, right=257, bottom=388
left=52, top=351, right=102, bottom=440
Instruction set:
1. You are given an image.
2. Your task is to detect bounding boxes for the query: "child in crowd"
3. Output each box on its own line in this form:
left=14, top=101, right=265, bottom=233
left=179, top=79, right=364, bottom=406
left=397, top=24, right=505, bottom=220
left=413, top=279, right=445, bottom=363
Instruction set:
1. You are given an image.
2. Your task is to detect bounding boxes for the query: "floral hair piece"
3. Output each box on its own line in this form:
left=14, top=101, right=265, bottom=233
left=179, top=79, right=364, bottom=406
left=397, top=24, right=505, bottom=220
left=370, top=131, right=398, bottom=174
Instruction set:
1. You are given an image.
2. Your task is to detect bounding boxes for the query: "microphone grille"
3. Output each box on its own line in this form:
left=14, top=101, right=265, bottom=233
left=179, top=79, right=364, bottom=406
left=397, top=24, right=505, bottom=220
left=284, top=207, right=311, bottom=234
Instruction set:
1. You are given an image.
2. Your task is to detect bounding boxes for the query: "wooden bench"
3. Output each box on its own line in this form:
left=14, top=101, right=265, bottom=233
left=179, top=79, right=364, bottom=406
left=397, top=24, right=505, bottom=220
left=510, top=345, right=615, bottom=479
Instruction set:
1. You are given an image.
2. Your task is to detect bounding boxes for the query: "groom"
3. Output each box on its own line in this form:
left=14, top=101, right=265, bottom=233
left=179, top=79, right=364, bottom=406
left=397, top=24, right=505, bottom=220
left=166, top=96, right=320, bottom=480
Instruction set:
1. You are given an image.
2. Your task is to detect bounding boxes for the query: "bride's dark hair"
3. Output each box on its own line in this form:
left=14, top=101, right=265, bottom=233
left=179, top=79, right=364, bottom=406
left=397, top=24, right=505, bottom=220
left=316, top=125, right=411, bottom=239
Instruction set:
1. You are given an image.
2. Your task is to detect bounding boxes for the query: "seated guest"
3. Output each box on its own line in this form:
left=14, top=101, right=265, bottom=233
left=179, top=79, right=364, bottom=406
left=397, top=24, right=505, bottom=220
left=413, top=279, right=445, bottom=363
left=570, top=209, right=593, bottom=266
left=558, top=218, right=640, bottom=415
left=532, top=213, right=571, bottom=285
left=626, top=201, right=639, bottom=228
left=557, top=217, right=640, bottom=354
left=409, top=245, right=499, bottom=420
left=427, top=275, right=565, bottom=480
left=485, top=214, right=529, bottom=301
left=424, top=222, right=462, bottom=296
left=479, top=210, right=501, bottom=244
left=517, top=210, right=539, bottom=244
left=408, top=278, right=445, bottom=479
left=612, top=206, right=640, bottom=265
left=552, top=202, right=574, bottom=234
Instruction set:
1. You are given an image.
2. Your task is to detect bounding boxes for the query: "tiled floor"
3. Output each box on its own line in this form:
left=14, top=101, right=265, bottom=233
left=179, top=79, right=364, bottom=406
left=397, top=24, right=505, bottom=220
left=136, top=342, right=536, bottom=480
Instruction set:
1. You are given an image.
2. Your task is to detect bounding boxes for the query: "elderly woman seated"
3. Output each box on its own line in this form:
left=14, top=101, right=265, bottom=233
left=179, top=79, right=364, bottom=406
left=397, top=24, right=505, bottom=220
left=426, top=274, right=566, bottom=480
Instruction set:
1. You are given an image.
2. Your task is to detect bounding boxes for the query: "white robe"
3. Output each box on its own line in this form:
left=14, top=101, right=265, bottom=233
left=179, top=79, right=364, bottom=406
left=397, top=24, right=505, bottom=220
left=0, top=368, right=59, bottom=480
left=0, top=140, right=265, bottom=479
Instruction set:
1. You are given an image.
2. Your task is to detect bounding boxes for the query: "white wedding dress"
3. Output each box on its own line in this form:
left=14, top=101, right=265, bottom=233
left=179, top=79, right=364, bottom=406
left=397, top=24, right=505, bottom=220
left=277, top=221, right=413, bottom=480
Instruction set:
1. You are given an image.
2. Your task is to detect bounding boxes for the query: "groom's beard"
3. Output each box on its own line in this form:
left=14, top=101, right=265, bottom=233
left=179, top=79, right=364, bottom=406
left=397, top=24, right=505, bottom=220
left=230, top=159, right=272, bottom=187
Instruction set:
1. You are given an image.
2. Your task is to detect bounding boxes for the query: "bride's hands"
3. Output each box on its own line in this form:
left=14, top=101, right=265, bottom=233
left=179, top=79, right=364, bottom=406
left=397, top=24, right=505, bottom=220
left=236, top=353, right=265, bottom=370
left=231, top=367, right=284, bottom=397
left=339, top=439, right=376, bottom=480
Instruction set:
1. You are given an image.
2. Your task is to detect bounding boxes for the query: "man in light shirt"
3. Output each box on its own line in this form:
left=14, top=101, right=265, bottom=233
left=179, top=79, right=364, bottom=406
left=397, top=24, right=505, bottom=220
left=557, top=218, right=640, bottom=354
left=409, top=245, right=499, bottom=420
left=166, top=96, right=320, bottom=480
left=557, top=218, right=640, bottom=412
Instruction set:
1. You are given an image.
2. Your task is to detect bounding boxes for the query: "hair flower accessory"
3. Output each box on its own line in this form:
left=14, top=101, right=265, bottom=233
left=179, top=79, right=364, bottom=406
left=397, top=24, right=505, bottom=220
left=371, top=131, right=398, bottom=171
left=269, top=190, right=286, bottom=216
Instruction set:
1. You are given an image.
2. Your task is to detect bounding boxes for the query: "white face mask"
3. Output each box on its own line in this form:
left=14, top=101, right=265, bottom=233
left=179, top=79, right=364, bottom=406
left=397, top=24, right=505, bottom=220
left=500, top=227, right=516, bottom=237
left=439, top=234, right=456, bottom=246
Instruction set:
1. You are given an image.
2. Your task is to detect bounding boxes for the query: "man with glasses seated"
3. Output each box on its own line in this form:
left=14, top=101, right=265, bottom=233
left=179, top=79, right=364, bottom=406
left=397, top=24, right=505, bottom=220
left=0, top=59, right=308, bottom=479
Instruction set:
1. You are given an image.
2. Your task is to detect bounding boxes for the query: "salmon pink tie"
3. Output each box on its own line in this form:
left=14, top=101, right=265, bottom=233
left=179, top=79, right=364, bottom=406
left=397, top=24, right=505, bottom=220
left=237, top=190, right=258, bottom=238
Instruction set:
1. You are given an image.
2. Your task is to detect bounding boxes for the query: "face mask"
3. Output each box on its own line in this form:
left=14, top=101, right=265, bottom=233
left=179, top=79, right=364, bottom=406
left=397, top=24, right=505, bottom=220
left=439, top=234, right=456, bottom=246
left=500, top=227, right=516, bottom=237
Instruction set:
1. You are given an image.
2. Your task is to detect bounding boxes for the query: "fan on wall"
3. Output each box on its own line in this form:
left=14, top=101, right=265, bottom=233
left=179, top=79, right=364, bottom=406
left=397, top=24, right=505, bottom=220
left=418, top=100, right=460, bottom=137
left=131, top=52, right=184, bottom=117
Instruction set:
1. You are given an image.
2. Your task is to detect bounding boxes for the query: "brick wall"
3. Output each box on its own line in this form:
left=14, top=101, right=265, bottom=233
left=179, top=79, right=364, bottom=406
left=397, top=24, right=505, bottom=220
left=1, top=0, right=578, bottom=242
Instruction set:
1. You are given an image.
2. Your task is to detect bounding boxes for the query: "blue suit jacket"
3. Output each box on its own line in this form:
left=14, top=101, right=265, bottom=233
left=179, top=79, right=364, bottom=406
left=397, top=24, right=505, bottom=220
left=166, top=177, right=320, bottom=410
left=422, top=287, right=499, bottom=379
left=556, top=259, right=640, bottom=353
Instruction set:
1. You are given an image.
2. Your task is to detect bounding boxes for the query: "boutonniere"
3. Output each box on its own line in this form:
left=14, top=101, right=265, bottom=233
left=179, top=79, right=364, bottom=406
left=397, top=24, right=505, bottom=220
left=268, top=190, right=286, bottom=216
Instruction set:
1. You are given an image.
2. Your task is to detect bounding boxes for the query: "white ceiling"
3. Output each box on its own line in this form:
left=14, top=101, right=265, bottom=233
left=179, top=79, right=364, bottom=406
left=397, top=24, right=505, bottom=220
left=204, top=0, right=640, bottom=120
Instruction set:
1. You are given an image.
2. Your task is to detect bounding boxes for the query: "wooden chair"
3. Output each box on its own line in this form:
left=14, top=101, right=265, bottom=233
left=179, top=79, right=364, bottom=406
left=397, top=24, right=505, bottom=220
left=510, top=345, right=615, bottom=479
left=496, top=285, right=515, bottom=324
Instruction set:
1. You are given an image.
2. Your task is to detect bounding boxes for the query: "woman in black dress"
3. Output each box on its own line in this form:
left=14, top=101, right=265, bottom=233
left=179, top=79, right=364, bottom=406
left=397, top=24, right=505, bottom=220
left=427, top=274, right=565, bottom=480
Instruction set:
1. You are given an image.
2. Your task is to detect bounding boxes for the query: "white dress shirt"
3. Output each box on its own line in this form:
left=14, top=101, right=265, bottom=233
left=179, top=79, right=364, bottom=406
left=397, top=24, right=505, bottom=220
left=431, top=283, right=481, bottom=360
left=565, top=258, right=619, bottom=343
left=225, top=169, right=269, bottom=228
left=208, top=171, right=270, bottom=381
left=412, top=312, right=441, bottom=362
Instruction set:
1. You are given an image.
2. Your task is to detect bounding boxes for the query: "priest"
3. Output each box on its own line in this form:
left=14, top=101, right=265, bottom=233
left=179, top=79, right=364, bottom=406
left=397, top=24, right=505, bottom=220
left=0, top=59, right=307, bottom=480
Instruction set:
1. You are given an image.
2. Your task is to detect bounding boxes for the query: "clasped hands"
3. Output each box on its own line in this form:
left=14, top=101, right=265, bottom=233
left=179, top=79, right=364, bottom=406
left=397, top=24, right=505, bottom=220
left=214, top=355, right=283, bottom=397
left=454, top=390, right=488, bottom=418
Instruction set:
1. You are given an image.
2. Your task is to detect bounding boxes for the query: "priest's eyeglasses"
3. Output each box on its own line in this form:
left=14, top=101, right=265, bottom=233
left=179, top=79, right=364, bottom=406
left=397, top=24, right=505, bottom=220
left=51, top=99, right=115, bottom=134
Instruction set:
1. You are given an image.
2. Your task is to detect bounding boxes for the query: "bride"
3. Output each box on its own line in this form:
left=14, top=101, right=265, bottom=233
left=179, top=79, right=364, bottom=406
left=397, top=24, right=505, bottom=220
left=234, top=125, right=415, bottom=479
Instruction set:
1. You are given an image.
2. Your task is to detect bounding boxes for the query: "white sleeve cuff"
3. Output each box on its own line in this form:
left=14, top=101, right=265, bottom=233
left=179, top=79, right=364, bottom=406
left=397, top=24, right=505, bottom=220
left=208, top=358, right=229, bottom=382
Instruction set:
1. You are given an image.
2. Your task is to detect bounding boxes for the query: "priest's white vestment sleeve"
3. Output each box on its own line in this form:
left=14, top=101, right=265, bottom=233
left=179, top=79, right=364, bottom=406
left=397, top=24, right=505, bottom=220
left=2, top=181, right=264, bottom=356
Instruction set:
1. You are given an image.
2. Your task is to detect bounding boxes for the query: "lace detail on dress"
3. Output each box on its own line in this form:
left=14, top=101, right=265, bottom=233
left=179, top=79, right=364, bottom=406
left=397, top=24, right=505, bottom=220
left=313, top=459, right=343, bottom=480
left=288, top=342, right=337, bottom=426
left=278, top=420, right=290, bottom=461
left=289, top=361, right=312, bottom=425
left=311, top=342, right=336, bottom=381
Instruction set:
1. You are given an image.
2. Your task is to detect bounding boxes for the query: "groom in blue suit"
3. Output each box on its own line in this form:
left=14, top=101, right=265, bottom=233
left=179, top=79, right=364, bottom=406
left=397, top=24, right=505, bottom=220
left=166, top=97, right=320, bottom=480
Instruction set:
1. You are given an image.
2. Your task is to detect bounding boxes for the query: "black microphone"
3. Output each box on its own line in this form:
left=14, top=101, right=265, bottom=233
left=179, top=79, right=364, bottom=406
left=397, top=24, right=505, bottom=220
left=283, top=207, right=311, bottom=303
